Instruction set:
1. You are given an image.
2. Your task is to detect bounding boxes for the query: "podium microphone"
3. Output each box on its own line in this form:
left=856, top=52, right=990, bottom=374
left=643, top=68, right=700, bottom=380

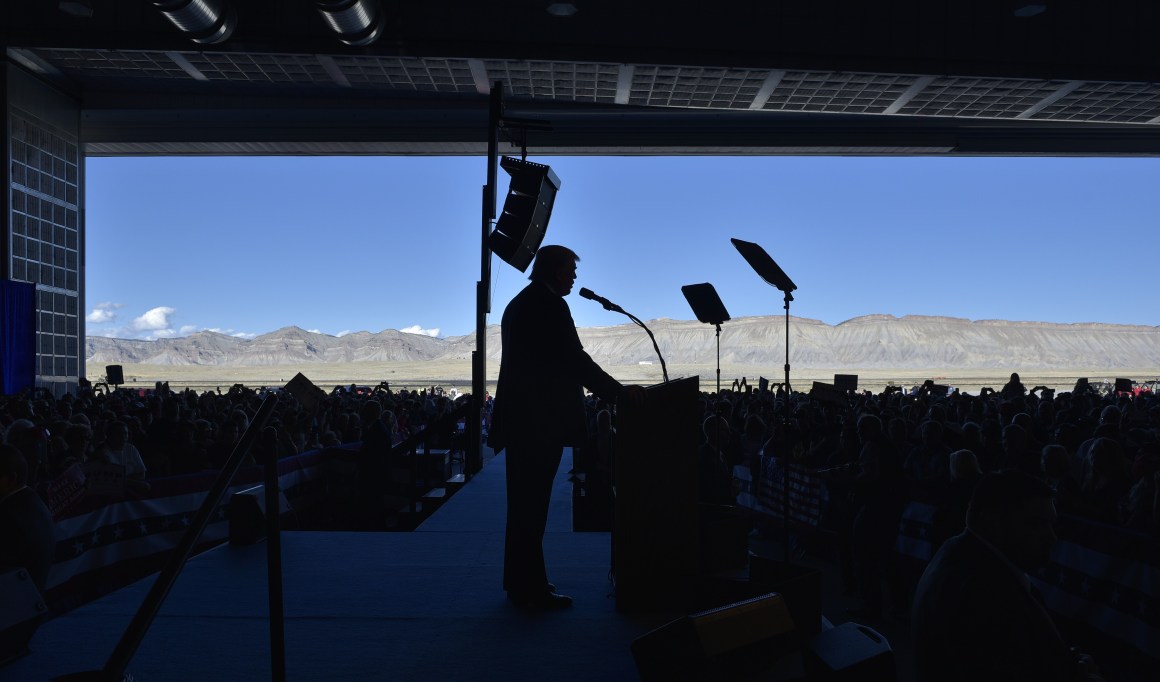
left=578, top=287, right=622, bottom=312
left=577, top=287, right=668, bottom=382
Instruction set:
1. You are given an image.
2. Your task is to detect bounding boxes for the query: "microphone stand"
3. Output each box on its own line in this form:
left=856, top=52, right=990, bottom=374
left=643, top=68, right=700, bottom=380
left=621, top=308, right=669, bottom=383
left=590, top=298, right=668, bottom=383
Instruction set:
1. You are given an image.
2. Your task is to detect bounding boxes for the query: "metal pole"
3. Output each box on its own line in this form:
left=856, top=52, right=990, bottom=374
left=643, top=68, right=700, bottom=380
left=783, top=291, right=791, bottom=394
left=100, top=395, right=279, bottom=679
left=470, top=81, right=502, bottom=477
left=715, top=323, right=721, bottom=396
left=783, top=292, right=791, bottom=561
left=263, top=433, right=286, bottom=682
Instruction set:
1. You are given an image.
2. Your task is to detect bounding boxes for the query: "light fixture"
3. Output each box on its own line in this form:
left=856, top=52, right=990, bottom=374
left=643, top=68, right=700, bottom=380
left=58, top=1, right=94, bottom=19
left=316, top=0, right=385, bottom=47
left=546, top=3, right=578, bottom=18
left=1014, top=2, right=1047, bottom=17
left=152, top=0, right=236, bottom=44
left=489, top=157, right=562, bottom=272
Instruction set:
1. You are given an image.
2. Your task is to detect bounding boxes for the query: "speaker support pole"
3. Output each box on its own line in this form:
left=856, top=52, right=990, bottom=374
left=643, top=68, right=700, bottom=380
left=469, top=81, right=503, bottom=478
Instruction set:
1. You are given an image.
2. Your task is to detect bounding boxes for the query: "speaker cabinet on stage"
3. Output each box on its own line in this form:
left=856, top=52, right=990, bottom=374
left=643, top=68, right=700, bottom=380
left=228, top=485, right=291, bottom=546
left=803, top=622, right=895, bottom=681
left=488, top=157, right=561, bottom=272
left=0, top=569, right=48, bottom=664
left=749, top=553, right=824, bottom=638
left=105, top=364, right=124, bottom=386
left=631, top=593, right=797, bottom=682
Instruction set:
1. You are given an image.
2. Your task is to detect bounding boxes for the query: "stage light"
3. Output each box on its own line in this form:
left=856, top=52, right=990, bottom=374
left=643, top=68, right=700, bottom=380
left=546, top=3, right=579, bottom=17
left=58, top=1, right=94, bottom=19
left=152, top=0, right=236, bottom=44
left=316, top=0, right=385, bottom=47
left=1014, top=3, right=1047, bottom=17
left=489, top=157, right=562, bottom=272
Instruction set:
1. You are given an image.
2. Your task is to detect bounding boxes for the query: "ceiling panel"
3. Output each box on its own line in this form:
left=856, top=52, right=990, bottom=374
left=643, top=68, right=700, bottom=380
left=6, top=1, right=1160, bottom=156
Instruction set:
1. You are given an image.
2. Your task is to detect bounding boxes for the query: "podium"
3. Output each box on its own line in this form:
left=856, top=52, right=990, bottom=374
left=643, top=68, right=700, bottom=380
left=613, top=376, right=701, bottom=612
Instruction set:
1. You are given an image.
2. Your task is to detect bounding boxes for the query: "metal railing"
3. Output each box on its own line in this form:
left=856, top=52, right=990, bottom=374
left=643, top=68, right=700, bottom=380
left=55, top=395, right=283, bottom=682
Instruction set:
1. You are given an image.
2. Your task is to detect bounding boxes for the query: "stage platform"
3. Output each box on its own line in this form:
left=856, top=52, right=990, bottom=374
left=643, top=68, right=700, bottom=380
left=7, top=449, right=685, bottom=682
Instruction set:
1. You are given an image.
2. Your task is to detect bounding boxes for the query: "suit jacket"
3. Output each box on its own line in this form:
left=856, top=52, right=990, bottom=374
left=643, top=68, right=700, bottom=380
left=911, top=530, right=1079, bottom=682
left=488, top=280, right=622, bottom=451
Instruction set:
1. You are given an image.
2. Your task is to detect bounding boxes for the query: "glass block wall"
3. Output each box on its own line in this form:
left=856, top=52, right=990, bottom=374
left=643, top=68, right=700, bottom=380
left=8, top=108, right=82, bottom=393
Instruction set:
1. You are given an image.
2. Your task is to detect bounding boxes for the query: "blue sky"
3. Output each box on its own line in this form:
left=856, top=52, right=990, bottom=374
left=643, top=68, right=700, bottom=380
left=84, top=155, right=1159, bottom=340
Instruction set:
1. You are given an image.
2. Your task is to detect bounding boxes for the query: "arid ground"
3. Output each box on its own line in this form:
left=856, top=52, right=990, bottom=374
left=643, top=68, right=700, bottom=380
left=90, top=361, right=1159, bottom=396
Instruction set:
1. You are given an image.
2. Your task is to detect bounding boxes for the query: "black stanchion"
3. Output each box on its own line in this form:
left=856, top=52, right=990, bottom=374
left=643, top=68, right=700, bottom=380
left=262, top=430, right=286, bottom=682
left=55, top=395, right=280, bottom=682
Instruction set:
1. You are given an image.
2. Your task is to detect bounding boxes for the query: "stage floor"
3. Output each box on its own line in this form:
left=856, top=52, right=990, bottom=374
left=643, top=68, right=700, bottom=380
left=8, top=449, right=682, bottom=681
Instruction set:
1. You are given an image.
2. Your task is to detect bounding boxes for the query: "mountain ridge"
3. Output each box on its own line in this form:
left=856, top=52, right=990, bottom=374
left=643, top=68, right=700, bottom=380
left=85, top=314, right=1160, bottom=370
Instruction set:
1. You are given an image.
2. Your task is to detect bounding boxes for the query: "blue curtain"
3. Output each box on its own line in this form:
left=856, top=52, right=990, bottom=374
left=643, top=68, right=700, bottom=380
left=1, top=279, right=37, bottom=395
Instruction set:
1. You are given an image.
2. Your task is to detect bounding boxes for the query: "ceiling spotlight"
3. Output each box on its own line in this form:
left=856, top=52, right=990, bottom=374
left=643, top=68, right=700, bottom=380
left=1014, top=2, right=1047, bottom=17
left=58, top=1, right=94, bottom=19
left=152, top=0, right=236, bottom=44
left=546, top=3, right=578, bottom=18
left=316, top=0, right=385, bottom=47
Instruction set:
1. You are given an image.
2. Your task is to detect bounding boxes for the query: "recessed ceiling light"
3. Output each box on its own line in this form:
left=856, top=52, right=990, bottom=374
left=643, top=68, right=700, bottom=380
left=59, top=0, right=94, bottom=18
left=1014, top=3, right=1047, bottom=17
left=546, top=3, right=578, bottom=18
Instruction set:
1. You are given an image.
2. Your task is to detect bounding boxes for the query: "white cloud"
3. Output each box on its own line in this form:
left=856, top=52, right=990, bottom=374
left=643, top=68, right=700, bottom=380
left=87, top=302, right=123, bottom=324
left=401, top=325, right=441, bottom=338
left=208, top=327, right=257, bottom=339
left=179, top=325, right=199, bottom=335
left=132, top=306, right=176, bottom=332
left=336, top=330, right=352, bottom=337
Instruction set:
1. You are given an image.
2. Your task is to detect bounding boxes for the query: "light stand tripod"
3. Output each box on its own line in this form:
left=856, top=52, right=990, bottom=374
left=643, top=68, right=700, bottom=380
left=731, top=237, right=798, bottom=561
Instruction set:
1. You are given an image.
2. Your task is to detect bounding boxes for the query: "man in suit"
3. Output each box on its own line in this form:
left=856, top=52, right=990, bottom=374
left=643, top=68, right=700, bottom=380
left=488, top=245, right=642, bottom=610
left=911, top=469, right=1104, bottom=682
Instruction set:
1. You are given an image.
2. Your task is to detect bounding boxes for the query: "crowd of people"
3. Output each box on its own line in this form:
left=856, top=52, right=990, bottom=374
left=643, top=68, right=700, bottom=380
left=676, top=373, right=1158, bottom=601
left=0, top=381, right=469, bottom=496
left=3, top=362, right=1158, bottom=675
left=631, top=371, right=1157, bottom=681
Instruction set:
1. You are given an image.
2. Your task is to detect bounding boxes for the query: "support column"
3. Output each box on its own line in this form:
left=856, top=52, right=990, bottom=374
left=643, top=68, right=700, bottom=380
left=3, top=62, right=84, bottom=397
left=468, top=82, right=503, bottom=475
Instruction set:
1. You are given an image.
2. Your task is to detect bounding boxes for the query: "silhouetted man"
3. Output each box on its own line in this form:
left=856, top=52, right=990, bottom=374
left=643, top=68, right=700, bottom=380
left=488, top=245, right=641, bottom=610
left=911, top=470, right=1104, bottom=681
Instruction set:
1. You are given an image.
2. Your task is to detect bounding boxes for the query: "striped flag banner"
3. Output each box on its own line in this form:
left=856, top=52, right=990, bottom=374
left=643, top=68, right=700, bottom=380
left=735, top=455, right=825, bottom=528
left=894, top=500, right=938, bottom=563
left=891, top=505, right=1159, bottom=660
left=1030, top=514, right=1160, bottom=660
left=45, top=450, right=325, bottom=613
